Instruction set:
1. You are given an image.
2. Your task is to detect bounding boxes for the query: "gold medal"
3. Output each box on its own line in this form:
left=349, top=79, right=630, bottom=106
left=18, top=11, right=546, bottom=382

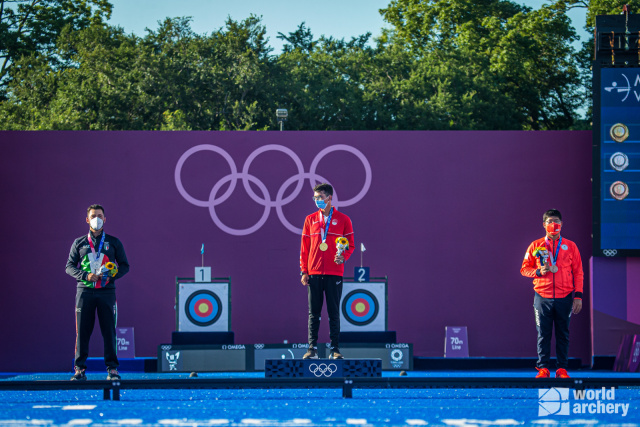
left=610, top=123, right=629, bottom=143
left=319, top=242, right=328, bottom=251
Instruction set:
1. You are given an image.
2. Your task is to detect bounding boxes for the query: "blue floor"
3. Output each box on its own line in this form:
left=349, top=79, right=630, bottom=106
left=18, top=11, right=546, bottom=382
left=1, top=371, right=640, bottom=426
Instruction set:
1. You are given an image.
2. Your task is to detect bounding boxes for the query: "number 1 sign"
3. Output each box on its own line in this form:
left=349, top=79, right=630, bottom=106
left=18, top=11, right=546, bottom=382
left=195, top=267, right=211, bottom=282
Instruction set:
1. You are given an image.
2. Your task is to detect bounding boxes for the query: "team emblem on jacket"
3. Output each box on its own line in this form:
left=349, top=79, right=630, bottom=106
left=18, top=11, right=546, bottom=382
left=332, top=220, right=338, bottom=225
left=561, top=244, right=568, bottom=250
left=105, top=242, right=110, bottom=250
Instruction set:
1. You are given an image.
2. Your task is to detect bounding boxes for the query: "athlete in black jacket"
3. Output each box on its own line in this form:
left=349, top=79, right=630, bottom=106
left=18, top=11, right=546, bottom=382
left=65, top=204, right=129, bottom=381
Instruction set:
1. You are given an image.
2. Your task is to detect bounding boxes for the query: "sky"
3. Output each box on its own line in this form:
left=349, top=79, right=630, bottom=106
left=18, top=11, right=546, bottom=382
left=107, top=0, right=589, bottom=53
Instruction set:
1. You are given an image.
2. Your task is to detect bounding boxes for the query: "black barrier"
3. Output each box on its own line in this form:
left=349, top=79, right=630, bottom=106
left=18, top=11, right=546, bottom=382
left=3, top=377, right=640, bottom=400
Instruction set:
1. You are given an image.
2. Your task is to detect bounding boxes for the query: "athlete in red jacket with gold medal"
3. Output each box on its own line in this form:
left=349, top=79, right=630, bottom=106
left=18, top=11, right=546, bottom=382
left=521, top=209, right=583, bottom=379
left=300, top=183, right=355, bottom=360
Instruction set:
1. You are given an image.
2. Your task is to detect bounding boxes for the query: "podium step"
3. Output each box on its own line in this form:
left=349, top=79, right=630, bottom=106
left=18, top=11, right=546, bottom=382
left=265, top=358, right=382, bottom=378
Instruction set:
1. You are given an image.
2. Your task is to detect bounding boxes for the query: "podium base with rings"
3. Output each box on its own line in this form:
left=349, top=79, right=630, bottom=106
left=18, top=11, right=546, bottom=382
left=265, top=358, right=382, bottom=378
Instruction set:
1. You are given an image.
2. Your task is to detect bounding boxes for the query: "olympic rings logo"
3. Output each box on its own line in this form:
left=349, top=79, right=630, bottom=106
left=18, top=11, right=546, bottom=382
left=603, top=249, right=618, bottom=257
left=254, top=344, right=265, bottom=349
left=309, top=363, right=338, bottom=377
left=175, top=144, right=372, bottom=236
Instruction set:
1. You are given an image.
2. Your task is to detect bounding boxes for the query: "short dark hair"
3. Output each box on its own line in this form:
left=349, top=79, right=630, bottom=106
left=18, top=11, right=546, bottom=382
left=87, top=204, right=105, bottom=216
left=543, top=209, right=562, bottom=222
left=313, top=183, right=333, bottom=196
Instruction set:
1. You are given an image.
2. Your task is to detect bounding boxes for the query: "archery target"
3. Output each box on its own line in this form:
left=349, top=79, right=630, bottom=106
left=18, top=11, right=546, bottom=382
left=178, top=282, right=229, bottom=331
left=186, top=290, right=221, bottom=326
left=340, top=282, right=386, bottom=331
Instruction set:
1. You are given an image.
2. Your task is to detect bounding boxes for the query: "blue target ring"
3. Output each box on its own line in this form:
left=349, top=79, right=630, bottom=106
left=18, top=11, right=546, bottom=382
left=185, top=290, right=221, bottom=327
left=342, top=289, right=379, bottom=326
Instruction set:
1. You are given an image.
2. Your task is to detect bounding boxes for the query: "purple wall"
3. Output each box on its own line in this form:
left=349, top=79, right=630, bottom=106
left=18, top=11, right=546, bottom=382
left=0, top=131, right=593, bottom=371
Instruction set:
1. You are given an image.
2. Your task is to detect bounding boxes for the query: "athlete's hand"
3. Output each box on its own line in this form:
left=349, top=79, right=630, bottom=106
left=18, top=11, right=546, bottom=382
left=301, top=274, right=309, bottom=286
left=572, top=299, right=582, bottom=314
left=539, top=265, right=550, bottom=275
left=87, top=273, right=100, bottom=282
left=334, top=254, right=345, bottom=264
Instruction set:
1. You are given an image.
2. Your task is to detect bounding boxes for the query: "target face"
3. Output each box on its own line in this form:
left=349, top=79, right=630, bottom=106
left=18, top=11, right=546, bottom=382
left=185, top=290, right=222, bottom=327
left=342, top=289, right=379, bottom=326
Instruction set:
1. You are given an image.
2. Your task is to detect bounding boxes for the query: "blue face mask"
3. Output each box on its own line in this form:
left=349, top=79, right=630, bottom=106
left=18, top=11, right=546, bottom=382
left=315, top=199, right=327, bottom=209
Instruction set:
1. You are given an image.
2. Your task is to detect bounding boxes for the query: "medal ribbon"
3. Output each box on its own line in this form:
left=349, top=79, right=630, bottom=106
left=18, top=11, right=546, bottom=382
left=320, top=207, right=334, bottom=244
left=544, top=236, right=562, bottom=268
left=88, top=232, right=106, bottom=286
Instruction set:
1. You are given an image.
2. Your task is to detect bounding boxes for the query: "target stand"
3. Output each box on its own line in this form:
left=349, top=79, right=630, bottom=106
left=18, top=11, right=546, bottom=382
left=340, top=277, right=387, bottom=332
left=176, top=277, right=231, bottom=332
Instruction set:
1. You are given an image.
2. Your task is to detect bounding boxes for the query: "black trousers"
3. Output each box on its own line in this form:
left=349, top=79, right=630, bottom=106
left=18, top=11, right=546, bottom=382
left=533, top=292, right=573, bottom=369
left=74, top=288, right=119, bottom=370
left=308, top=275, right=343, bottom=349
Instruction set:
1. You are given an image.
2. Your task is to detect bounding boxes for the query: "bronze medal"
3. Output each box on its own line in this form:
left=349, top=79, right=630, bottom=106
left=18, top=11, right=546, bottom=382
left=550, top=265, right=559, bottom=273
left=319, top=242, right=328, bottom=251
left=610, top=181, right=629, bottom=201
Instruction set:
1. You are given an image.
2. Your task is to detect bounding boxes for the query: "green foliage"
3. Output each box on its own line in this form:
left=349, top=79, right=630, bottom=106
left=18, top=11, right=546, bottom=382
left=0, top=0, right=630, bottom=130
left=0, top=0, right=112, bottom=84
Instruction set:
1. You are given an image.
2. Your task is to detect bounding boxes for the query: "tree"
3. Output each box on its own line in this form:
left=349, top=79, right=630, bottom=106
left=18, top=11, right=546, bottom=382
left=380, top=0, right=583, bottom=129
left=0, top=0, right=112, bottom=86
left=0, top=16, right=278, bottom=130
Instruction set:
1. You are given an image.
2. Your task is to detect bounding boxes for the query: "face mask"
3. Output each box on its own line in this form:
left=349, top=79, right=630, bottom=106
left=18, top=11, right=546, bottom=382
left=545, top=222, right=561, bottom=235
left=90, top=217, right=104, bottom=231
left=315, top=199, right=327, bottom=209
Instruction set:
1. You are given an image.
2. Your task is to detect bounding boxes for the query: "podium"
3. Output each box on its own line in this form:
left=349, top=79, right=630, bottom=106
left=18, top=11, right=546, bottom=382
left=265, top=358, right=382, bottom=378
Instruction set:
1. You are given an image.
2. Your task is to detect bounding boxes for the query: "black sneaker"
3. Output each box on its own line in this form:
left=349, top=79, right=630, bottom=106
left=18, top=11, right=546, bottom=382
left=303, top=347, right=318, bottom=359
left=329, top=350, right=344, bottom=360
left=71, top=367, right=86, bottom=381
left=106, top=368, right=121, bottom=380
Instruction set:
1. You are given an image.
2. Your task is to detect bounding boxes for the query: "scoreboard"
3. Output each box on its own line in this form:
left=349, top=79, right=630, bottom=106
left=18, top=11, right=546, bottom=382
left=593, top=13, right=640, bottom=257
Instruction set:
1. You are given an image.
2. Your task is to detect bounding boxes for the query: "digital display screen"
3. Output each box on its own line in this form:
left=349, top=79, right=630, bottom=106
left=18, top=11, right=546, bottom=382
left=595, top=67, right=640, bottom=255
left=158, top=345, right=247, bottom=372
left=253, top=344, right=310, bottom=371
left=339, top=343, right=412, bottom=370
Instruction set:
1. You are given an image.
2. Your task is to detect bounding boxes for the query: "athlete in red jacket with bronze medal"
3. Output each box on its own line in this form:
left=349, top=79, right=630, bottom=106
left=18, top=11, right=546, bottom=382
left=521, top=209, right=583, bottom=379
left=300, top=183, right=355, bottom=360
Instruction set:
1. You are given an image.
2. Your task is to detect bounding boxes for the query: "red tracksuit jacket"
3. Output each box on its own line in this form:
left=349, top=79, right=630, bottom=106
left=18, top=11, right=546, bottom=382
left=520, top=236, right=584, bottom=299
left=300, top=207, right=355, bottom=276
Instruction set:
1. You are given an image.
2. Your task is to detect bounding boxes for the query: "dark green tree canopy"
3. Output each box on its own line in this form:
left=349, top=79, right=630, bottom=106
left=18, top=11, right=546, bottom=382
left=0, top=0, right=630, bottom=130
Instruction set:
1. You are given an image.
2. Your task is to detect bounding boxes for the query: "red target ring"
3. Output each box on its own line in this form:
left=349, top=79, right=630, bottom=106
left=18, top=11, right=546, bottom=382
left=193, top=298, right=213, bottom=317
left=350, top=298, right=370, bottom=317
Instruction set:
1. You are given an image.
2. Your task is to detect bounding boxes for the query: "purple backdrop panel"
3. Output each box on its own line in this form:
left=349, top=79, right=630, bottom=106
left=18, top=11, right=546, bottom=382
left=592, top=257, right=627, bottom=319
left=0, top=131, right=592, bottom=371
left=628, top=259, right=640, bottom=325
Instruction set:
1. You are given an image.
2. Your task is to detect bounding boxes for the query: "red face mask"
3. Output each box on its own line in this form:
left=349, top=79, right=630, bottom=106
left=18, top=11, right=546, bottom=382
left=545, top=222, right=561, bottom=235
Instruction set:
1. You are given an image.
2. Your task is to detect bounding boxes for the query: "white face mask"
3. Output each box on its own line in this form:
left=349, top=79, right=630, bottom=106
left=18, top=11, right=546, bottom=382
left=90, top=217, right=104, bottom=231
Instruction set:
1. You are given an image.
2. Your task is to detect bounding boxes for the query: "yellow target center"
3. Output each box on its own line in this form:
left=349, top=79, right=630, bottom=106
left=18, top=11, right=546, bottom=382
left=198, top=302, right=209, bottom=313
left=355, top=302, right=366, bottom=313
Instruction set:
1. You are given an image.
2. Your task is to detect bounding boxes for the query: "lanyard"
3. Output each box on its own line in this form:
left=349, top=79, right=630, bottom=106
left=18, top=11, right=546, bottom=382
left=545, top=236, right=562, bottom=266
left=88, top=232, right=105, bottom=263
left=320, top=207, right=334, bottom=243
